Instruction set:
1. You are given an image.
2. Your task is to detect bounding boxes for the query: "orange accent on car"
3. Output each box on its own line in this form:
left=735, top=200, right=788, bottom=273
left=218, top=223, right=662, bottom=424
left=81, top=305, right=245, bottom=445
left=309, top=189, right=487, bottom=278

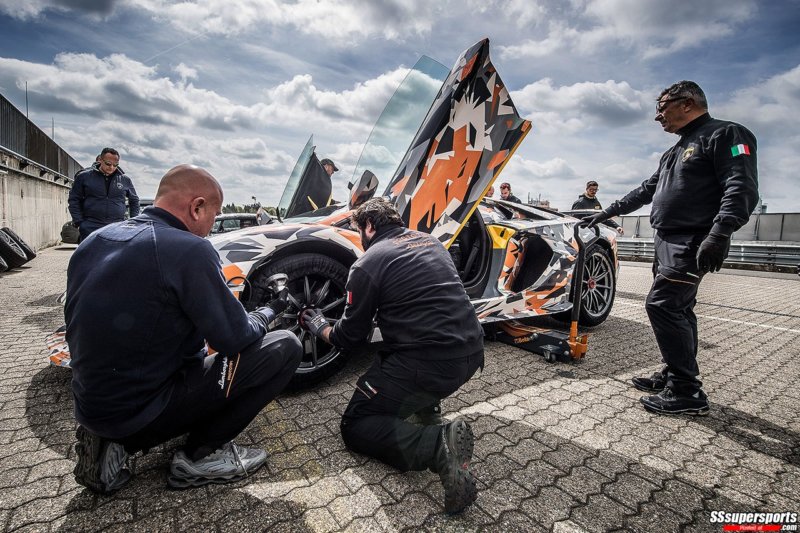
left=408, top=126, right=482, bottom=231
left=487, top=150, right=508, bottom=170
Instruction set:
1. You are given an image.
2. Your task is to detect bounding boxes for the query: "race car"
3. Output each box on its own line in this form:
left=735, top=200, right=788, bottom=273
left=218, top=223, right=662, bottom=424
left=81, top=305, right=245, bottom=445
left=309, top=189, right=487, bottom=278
left=209, top=38, right=619, bottom=387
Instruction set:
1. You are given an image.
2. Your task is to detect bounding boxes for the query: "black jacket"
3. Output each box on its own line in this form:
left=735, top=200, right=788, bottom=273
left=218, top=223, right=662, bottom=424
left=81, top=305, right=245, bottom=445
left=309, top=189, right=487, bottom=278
left=605, top=114, right=759, bottom=237
left=572, top=195, right=602, bottom=210
left=66, top=208, right=265, bottom=439
left=68, top=164, right=140, bottom=225
left=329, top=224, right=483, bottom=360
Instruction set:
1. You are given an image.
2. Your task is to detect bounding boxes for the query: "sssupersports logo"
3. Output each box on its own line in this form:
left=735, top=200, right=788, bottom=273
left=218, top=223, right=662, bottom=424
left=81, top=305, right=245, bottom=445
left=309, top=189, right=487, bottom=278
left=710, top=512, right=797, bottom=524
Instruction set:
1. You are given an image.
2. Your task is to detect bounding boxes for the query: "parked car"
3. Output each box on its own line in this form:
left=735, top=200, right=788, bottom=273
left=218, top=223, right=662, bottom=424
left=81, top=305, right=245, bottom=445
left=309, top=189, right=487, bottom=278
left=210, top=213, right=259, bottom=234
left=209, top=39, right=620, bottom=387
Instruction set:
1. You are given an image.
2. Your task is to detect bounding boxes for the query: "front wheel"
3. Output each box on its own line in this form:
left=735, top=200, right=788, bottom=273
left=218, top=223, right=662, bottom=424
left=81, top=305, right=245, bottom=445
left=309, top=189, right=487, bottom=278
left=248, top=253, right=350, bottom=387
left=557, top=243, right=616, bottom=327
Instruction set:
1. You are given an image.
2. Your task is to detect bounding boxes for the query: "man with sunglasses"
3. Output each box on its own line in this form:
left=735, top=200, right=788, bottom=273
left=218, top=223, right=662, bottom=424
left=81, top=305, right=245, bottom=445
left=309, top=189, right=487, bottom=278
left=68, top=147, right=140, bottom=242
left=586, top=81, right=759, bottom=416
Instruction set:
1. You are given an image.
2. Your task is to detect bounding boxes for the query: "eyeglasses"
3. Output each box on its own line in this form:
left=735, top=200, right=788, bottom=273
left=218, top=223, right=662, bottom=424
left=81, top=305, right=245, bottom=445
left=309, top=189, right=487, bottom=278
left=655, top=97, right=686, bottom=115
left=101, top=160, right=119, bottom=167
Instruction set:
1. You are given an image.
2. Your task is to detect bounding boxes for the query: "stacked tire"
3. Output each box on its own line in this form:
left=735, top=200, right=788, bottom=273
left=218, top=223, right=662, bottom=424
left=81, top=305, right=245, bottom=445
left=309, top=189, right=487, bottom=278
left=0, top=228, right=36, bottom=272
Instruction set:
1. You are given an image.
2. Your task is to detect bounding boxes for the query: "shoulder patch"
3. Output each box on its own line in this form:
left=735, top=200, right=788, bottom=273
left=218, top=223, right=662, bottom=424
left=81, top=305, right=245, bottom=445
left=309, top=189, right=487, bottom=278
left=731, top=144, right=751, bottom=157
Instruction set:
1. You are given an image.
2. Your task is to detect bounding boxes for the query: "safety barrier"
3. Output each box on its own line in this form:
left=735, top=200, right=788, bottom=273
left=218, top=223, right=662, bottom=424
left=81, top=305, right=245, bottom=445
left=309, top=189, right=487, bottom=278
left=616, top=238, right=800, bottom=272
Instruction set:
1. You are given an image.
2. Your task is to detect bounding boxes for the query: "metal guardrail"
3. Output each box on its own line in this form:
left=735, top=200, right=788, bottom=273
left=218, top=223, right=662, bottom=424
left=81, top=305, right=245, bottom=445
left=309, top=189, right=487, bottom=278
left=617, top=238, right=800, bottom=271
left=617, top=213, right=800, bottom=242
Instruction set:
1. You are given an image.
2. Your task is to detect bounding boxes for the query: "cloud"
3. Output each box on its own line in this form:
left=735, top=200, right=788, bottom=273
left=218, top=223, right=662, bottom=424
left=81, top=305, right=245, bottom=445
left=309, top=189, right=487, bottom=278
left=498, top=0, right=757, bottom=60
left=716, top=63, right=800, bottom=136
left=513, top=78, right=649, bottom=132
left=0, top=0, right=119, bottom=18
left=127, top=0, right=441, bottom=43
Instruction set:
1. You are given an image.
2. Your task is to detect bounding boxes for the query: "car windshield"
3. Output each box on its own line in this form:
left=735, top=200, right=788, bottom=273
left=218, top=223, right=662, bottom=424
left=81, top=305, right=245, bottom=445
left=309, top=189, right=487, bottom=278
left=351, top=56, right=449, bottom=187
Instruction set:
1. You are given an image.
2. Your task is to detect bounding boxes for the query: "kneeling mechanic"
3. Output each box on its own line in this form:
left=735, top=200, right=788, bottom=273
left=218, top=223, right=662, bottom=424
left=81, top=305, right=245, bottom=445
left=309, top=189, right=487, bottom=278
left=301, top=198, right=484, bottom=514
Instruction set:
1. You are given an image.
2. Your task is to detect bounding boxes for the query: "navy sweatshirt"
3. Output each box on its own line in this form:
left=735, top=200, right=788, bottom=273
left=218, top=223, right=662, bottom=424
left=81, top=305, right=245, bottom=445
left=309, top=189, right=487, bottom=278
left=65, top=208, right=265, bottom=439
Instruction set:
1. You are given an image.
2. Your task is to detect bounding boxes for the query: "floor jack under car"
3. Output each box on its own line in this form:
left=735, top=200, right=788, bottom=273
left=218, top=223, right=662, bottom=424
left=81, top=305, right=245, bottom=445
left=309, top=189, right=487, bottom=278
left=490, top=223, right=600, bottom=363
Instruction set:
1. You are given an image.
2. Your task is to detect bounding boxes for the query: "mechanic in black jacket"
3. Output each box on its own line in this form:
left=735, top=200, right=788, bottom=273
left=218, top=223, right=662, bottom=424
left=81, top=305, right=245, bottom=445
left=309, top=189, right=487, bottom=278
left=300, top=198, right=484, bottom=514
left=587, top=81, right=759, bottom=416
left=68, top=147, right=140, bottom=242
left=571, top=180, right=624, bottom=235
left=67, top=164, right=302, bottom=493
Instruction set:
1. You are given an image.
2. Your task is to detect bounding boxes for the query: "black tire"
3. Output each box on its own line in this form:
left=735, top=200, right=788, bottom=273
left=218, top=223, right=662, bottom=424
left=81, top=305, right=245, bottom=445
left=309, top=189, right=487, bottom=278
left=247, top=253, right=350, bottom=388
left=0, top=229, right=28, bottom=269
left=2, top=228, right=36, bottom=261
left=558, top=243, right=616, bottom=327
left=0, top=254, right=8, bottom=272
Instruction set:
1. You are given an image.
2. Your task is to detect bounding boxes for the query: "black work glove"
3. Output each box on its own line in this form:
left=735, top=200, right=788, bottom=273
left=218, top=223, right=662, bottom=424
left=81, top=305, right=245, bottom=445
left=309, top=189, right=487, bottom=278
left=697, top=232, right=730, bottom=273
left=71, top=221, right=81, bottom=228
left=300, top=308, right=328, bottom=339
left=584, top=210, right=612, bottom=228
left=266, top=286, right=290, bottom=315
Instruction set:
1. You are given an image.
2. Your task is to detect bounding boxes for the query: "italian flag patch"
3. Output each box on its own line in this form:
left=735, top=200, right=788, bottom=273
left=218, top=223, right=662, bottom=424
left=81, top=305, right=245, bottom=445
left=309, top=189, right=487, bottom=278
left=731, top=144, right=751, bottom=157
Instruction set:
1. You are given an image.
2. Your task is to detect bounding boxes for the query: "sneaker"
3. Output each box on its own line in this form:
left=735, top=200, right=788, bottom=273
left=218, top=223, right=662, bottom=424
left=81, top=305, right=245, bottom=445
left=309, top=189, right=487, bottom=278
left=631, top=372, right=667, bottom=393
left=640, top=388, right=709, bottom=416
left=168, top=442, right=267, bottom=489
left=73, top=426, right=131, bottom=494
left=408, top=403, right=445, bottom=426
left=434, top=419, right=477, bottom=514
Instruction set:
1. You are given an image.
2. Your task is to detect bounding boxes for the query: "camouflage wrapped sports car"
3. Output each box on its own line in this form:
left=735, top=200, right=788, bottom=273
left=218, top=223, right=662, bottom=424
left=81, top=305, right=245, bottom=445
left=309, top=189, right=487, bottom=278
left=211, top=39, right=619, bottom=386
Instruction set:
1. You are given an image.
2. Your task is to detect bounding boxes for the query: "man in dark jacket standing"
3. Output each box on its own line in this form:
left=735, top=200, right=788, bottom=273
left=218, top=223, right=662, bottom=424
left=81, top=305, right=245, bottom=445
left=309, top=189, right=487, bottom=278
left=68, top=147, right=140, bottom=241
left=67, top=164, right=302, bottom=493
left=587, top=81, right=759, bottom=416
left=572, top=181, right=624, bottom=235
left=300, top=198, right=484, bottom=514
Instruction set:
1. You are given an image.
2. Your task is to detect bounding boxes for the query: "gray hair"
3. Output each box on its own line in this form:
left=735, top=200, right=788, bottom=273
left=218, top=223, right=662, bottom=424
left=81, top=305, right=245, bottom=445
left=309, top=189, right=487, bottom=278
left=659, top=80, right=708, bottom=110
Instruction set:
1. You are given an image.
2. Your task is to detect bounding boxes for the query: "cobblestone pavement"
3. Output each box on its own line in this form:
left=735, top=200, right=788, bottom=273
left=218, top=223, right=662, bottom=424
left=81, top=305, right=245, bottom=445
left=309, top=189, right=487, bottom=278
left=1, top=247, right=798, bottom=532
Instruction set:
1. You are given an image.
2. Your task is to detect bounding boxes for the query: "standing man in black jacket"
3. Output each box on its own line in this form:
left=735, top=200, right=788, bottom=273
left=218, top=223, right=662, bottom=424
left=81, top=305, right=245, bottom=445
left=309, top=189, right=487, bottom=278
left=587, top=81, right=759, bottom=416
left=67, top=164, right=302, bottom=493
left=300, top=198, right=484, bottom=514
left=572, top=181, right=624, bottom=235
left=68, top=147, right=140, bottom=241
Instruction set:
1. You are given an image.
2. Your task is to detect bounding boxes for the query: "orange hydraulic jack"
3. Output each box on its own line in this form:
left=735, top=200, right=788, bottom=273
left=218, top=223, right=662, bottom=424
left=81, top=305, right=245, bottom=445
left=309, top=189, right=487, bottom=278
left=494, top=223, right=598, bottom=363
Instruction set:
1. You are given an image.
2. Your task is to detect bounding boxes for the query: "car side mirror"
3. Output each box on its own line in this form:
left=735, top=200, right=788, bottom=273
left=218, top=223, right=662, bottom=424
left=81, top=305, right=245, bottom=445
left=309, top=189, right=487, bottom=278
left=348, top=170, right=379, bottom=210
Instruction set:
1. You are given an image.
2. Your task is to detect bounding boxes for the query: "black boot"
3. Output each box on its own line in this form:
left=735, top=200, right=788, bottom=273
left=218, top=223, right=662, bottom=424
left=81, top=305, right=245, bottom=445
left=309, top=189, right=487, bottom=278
left=631, top=371, right=667, bottom=393
left=74, top=426, right=131, bottom=494
left=432, top=419, right=477, bottom=514
left=640, top=388, right=709, bottom=416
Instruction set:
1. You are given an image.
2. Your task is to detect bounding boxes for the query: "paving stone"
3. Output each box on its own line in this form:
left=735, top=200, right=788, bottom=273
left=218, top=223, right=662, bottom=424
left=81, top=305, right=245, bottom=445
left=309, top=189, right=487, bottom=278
left=2, top=253, right=799, bottom=531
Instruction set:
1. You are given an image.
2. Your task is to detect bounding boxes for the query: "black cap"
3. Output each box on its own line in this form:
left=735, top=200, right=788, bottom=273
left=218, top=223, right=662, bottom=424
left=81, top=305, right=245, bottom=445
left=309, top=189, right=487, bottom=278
left=320, top=158, right=339, bottom=172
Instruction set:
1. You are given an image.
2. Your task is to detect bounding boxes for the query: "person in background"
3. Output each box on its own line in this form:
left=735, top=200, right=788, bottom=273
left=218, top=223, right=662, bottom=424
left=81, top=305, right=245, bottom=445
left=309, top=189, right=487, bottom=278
left=320, top=158, right=338, bottom=178
left=572, top=181, right=624, bottom=235
left=68, top=147, right=140, bottom=242
left=586, top=80, right=758, bottom=416
left=498, top=182, right=521, bottom=203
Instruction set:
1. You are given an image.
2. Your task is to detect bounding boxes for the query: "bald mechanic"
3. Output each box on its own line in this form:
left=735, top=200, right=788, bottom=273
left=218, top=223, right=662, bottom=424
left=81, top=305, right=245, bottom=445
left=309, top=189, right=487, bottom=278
left=66, top=165, right=302, bottom=493
left=300, top=198, right=484, bottom=514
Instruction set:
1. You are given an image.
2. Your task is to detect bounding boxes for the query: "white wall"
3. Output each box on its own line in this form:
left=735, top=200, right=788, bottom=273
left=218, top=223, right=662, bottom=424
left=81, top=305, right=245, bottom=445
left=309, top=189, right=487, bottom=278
left=0, top=153, right=71, bottom=251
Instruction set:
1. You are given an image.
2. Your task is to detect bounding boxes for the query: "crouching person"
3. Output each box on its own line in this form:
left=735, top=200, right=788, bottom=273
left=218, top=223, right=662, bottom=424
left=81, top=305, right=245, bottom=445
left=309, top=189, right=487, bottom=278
left=300, top=198, right=484, bottom=514
left=65, top=164, right=302, bottom=492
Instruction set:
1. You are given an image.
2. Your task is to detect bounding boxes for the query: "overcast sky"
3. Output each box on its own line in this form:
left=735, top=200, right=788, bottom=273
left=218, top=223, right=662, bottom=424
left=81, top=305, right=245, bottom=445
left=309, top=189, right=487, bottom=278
left=1, top=0, right=798, bottom=213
